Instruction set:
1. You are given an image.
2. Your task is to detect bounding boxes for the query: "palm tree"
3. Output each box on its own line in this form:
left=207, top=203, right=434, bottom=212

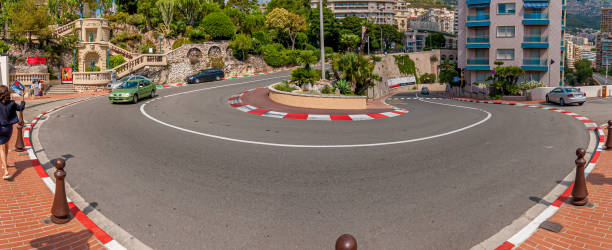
left=296, top=50, right=318, bottom=71
left=332, top=52, right=380, bottom=94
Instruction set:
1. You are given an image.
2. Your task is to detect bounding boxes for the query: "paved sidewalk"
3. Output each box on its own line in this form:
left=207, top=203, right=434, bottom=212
left=0, top=92, right=110, bottom=249
left=0, top=127, right=103, bottom=249
left=518, top=127, right=612, bottom=250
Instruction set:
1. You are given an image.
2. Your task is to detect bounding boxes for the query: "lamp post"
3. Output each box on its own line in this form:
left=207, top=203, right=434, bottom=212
left=319, top=0, right=325, bottom=80
left=159, top=33, right=163, bottom=55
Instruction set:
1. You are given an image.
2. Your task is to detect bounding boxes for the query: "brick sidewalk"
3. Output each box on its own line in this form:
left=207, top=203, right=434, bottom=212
left=518, top=128, right=612, bottom=250
left=0, top=126, right=103, bottom=249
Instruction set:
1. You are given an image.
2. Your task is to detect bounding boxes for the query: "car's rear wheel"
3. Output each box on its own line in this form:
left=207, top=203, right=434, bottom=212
left=195, top=78, right=200, bottom=84
left=215, top=76, right=220, bottom=81
left=546, top=95, right=550, bottom=103
left=150, top=90, right=155, bottom=98
left=559, top=98, right=565, bottom=106
left=133, top=94, right=138, bottom=104
left=579, top=102, right=584, bottom=106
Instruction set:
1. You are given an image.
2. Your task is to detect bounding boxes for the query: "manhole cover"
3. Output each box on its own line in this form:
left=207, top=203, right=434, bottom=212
left=539, top=221, right=563, bottom=233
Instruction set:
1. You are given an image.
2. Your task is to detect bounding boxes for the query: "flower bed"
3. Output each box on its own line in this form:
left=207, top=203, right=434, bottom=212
left=268, top=83, right=367, bottom=110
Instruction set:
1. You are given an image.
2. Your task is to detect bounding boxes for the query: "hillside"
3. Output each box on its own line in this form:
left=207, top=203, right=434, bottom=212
left=566, top=14, right=600, bottom=32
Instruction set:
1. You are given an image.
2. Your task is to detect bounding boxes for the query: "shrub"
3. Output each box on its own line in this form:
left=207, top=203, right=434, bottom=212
left=262, top=44, right=286, bottom=67
left=322, top=85, right=332, bottom=94
left=334, top=79, right=351, bottom=94
left=274, top=81, right=297, bottom=92
left=290, top=68, right=320, bottom=86
left=108, top=54, right=126, bottom=68
left=172, top=37, right=190, bottom=50
left=86, top=66, right=101, bottom=72
left=126, top=14, right=146, bottom=27
left=188, top=27, right=208, bottom=42
left=201, top=12, right=235, bottom=40
left=208, top=56, right=224, bottom=69
left=370, top=55, right=381, bottom=62
left=420, top=73, right=436, bottom=84
left=111, top=32, right=142, bottom=44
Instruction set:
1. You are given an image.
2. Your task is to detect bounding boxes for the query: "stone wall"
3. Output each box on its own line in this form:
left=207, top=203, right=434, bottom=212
left=166, top=42, right=273, bottom=83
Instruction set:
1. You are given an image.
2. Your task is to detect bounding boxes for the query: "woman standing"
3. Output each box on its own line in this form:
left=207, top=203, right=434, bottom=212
left=0, top=86, right=25, bottom=179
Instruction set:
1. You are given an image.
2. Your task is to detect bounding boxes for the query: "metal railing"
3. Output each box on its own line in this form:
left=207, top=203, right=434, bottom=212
left=467, top=59, right=489, bottom=65
left=467, top=37, right=490, bottom=43
left=467, top=15, right=489, bottom=21
left=523, top=59, right=547, bottom=65
left=523, top=36, right=548, bottom=42
left=524, top=13, right=548, bottom=19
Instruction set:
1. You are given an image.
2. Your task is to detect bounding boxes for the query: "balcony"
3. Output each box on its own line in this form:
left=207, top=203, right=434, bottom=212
left=466, top=15, right=490, bottom=27
left=466, top=58, right=490, bottom=70
left=466, top=37, right=490, bottom=48
left=466, top=0, right=491, bottom=5
left=522, top=59, right=548, bottom=71
left=522, top=36, right=549, bottom=48
left=523, top=13, right=549, bottom=25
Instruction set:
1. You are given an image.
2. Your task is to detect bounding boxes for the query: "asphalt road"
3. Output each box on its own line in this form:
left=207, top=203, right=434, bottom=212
left=38, top=72, right=589, bottom=249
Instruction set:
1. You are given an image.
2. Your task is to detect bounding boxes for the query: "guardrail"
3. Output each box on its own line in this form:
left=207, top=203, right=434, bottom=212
left=73, top=71, right=112, bottom=85
left=9, top=73, right=50, bottom=84
left=466, top=59, right=489, bottom=65
left=467, top=37, right=490, bottom=43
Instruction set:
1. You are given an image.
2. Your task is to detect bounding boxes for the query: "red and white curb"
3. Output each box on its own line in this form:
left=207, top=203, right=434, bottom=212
left=448, top=98, right=603, bottom=250
left=228, top=88, right=410, bottom=121
left=23, top=97, right=126, bottom=250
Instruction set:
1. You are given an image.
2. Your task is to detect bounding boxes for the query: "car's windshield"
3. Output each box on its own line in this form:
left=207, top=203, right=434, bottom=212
left=565, top=88, right=580, bottom=92
left=119, top=81, right=138, bottom=89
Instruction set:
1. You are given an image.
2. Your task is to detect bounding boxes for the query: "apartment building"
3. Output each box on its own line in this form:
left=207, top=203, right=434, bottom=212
left=596, top=8, right=612, bottom=69
left=310, top=0, right=396, bottom=25
left=458, top=0, right=565, bottom=86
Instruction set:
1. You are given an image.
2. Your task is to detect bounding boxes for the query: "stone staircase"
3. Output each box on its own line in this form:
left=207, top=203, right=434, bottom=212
left=46, top=84, right=76, bottom=95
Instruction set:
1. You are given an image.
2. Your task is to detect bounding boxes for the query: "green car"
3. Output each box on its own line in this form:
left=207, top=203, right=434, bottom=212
left=109, top=79, right=156, bottom=104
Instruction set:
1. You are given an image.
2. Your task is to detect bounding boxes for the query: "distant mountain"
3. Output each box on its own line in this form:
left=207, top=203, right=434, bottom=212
left=567, top=0, right=612, bottom=16
left=566, top=14, right=600, bottom=32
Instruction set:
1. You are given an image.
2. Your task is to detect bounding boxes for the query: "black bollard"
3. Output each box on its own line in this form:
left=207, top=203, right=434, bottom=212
left=606, top=121, right=612, bottom=149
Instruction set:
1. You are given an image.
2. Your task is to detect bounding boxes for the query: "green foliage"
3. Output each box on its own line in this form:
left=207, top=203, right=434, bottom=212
left=334, top=79, right=351, bottom=94
left=241, top=14, right=265, bottom=35
left=208, top=56, right=225, bottom=69
left=201, top=12, right=235, bottom=40
left=321, top=85, right=332, bottom=94
left=340, top=33, right=360, bottom=52
left=262, top=44, right=286, bottom=67
left=566, top=14, right=600, bottom=32
left=187, top=27, right=208, bottom=42
left=378, top=24, right=403, bottom=51
left=109, top=54, right=126, bottom=68
left=274, top=81, right=297, bottom=92
left=86, top=66, right=101, bottom=72
left=172, top=37, right=190, bottom=50
left=266, top=0, right=311, bottom=16
left=290, top=68, right=320, bottom=86
left=574, top=59, right=594, bottom=85
left=332, top=53, right=380, bottom=95
left=231, top=33, right=253, bottom=61
left=307, top=7, right=341, bottom=52
left=486, top=66, right=525, bottom=95
left=139, top=39, right=157, bottom=53
left=494, top=61, right=504, bottom=66
left=370, top=55, right=381, bottom=62
left=176, top=0, right=202, bottom=26
left=439, top=60, right=459, bottom=85
left=126, top=13, right=146, bottom=27
left=227, top=0, right=258, bottom=13
left=420, top=73, right=436, bottom=84
left=425, top=33, right=446, bottom=50
left=296, top=50, right=318, bottom=70
left=394, top=55, right=417, bottom=79
left=156, top=0, right=175, bottom=35
left=48, top=67, right=58, bottom=80
left=0, top=40, right=12, bottom=54
left=516, top=81, right=545, bottom=95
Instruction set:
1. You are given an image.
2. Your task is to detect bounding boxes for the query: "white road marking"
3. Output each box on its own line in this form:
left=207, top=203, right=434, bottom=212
left=140, top=86, right=493, bottom=147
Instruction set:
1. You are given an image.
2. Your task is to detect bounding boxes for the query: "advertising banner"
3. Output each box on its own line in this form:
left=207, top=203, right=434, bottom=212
left=27, top=57, right=47, bottom=65
left=61, top=68, right=73, bottom=84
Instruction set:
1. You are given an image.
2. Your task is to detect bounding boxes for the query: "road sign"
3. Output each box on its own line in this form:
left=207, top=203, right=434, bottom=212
left=453, top=76, right=459, bottom=83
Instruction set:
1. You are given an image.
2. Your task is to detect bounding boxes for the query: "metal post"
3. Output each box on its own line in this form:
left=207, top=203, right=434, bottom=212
left=50, top=158, right=72, bottom=224
left=14, top=111, right=24, bottom=152
left=319, top=0, right=325, bottom=80
left=571, top=148, right=588, bottom=206
left=606, top=120, right=612, bottom=149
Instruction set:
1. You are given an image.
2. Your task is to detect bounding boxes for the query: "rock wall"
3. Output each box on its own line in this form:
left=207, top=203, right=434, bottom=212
left=166, top=42, right=274, bottom=83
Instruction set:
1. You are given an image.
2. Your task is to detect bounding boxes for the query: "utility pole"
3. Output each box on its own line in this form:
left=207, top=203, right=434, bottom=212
left=319, top=0, right=325, bottom=80
left=380, top=26, right=383, bottom=53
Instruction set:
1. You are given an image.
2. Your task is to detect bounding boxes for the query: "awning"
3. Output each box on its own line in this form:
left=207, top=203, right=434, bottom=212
left=524, top=2, right=548, bottom=8
left=468, top=3, right=490, bottom=8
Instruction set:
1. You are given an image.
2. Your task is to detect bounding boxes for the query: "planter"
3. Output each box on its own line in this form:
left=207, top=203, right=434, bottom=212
left=268, top=83, right=367, bottom=110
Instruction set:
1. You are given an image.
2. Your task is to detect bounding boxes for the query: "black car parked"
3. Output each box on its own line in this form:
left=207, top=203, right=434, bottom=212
left=185, top=68, right=224, bottom=84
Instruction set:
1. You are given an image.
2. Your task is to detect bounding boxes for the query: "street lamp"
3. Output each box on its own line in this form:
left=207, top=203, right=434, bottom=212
left=159, top=33, right=163, bottom=55
left=319, top=0, right=325, bottom=80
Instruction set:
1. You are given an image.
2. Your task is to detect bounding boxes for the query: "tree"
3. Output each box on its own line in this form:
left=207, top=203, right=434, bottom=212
left=307, top=6, right=340, bottom=51
left=0, top=40, right=11, bottom=54
left=7, top=0, right=50, bottom=47
left=429, top=55, right=438, bottom=80
left=340, top=33, right=360, bottom=52
left=156, top=0, right=175, bottom=36
left=109, top=54, right=126, bottom=68
left=425, top=33, right=446, bottom=50
left=378, top=24, right=402, bottom=52
left=296, top=50, right=318, bottom=70
left=574, top=59, right=593, bottom=84
left=137, top=0, right=161, bottom=30
left=202, top=12, right=235, bottom=40
left=226, top=0, right=257, bottom=14
left=266, top=8, right=306, bottom=50
left=439, top=60, right=459, bottom=85
left=241, top=14, right=265, bottom=35
left=487, top=66, right=525, bottom=95
left=332, top=52, right=380, bottom=95
left=231, top=33, right=253, bottom=61
left=339, top=16, right=365, bottom=36
left=116, top=0, right=139, bottom=13
left=176, top=0, right=201, bottom=27
left=266, top=0, right=311, bottom=16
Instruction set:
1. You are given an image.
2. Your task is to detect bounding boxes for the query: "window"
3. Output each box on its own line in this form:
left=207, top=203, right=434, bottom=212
left=476, top=71, right=489, bottom=82
left=497, top=26, right=515, bottom=38
left=526, top=72, right=542, bottom=82
left=496, top=49, right=514, bottom=60
left=498, top=3, right=516, bottom=14
left=449, top=55, right=454, bottom=61
left=441, top=55, right=446, bottom=61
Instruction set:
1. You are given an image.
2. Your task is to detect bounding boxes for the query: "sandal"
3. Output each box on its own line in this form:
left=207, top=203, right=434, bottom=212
left=2, top=172, right=10, bottom=180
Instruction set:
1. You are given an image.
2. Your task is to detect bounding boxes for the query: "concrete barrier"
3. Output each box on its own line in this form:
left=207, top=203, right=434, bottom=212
left=268, top=84, right=367, bottom=110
